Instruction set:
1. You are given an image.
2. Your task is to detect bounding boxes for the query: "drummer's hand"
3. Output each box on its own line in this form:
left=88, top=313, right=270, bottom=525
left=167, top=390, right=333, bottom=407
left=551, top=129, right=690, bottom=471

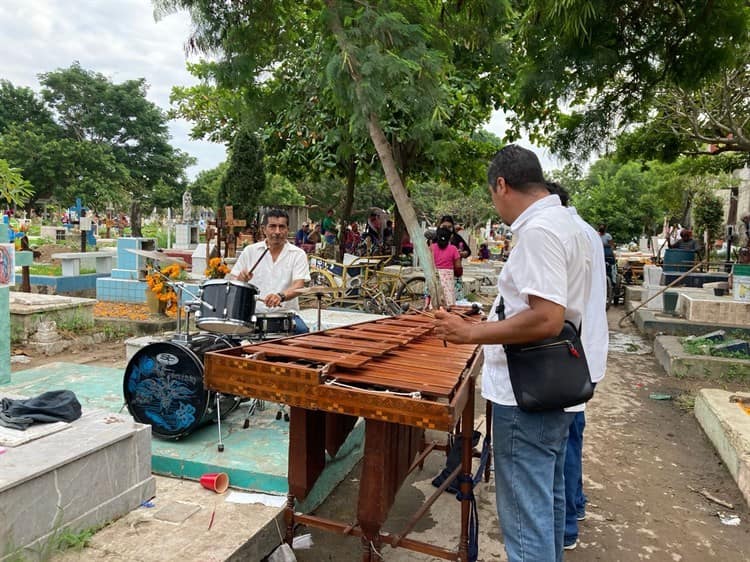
left=264, top=293, right=283, bottom=308
left=433, top=307, right=472, bottom=344
left=237, top=270, right=254, bottom=283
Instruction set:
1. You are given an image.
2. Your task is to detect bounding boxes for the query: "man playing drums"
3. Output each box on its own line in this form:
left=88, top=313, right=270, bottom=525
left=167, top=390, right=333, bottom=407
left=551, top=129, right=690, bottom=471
left=229, top=208, right=311, bottom=334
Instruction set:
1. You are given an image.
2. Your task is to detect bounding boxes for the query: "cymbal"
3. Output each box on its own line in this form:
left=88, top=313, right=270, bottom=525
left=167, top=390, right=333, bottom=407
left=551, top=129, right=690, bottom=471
left=298, top=285, right=339, bottom=295
left=127, top=248, right=189, bottom=267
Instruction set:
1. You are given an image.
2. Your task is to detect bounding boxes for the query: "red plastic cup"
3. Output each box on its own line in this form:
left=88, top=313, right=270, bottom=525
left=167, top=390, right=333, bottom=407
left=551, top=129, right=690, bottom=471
left=200, top=472, right=229, bottom=494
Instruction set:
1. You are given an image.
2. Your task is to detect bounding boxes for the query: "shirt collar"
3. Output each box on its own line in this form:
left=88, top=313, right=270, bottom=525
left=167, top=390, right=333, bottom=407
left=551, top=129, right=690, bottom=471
left=510, top=194, right=561, bottom=232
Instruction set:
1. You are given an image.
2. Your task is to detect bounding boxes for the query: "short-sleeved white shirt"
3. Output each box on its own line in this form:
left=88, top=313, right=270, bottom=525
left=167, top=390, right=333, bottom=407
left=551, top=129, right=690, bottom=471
left=230, top=241, right=311, bottom=313
left=569, top=207, right=608, bottom=383
left=481, top=195, right=592, bottom=409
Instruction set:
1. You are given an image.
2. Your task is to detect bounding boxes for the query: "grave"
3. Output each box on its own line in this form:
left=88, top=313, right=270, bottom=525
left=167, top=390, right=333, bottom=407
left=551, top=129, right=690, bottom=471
left=0, top=406, right=155, bottom=560
left=9, top=292, right=95, bottom=344
left=694, top=389, right=750, bottom=508
left=96, top=237, right=157, bottom=304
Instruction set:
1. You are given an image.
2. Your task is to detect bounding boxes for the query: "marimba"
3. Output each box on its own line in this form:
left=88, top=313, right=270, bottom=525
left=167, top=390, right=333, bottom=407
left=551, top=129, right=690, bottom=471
left=204, top=312, right=484, bottom=561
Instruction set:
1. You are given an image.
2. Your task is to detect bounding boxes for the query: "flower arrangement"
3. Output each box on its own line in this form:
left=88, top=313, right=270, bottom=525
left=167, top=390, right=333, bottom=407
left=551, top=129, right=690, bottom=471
left=205, top=257, right=230, bottom=279
left=145, top=263, right=187, bottom=315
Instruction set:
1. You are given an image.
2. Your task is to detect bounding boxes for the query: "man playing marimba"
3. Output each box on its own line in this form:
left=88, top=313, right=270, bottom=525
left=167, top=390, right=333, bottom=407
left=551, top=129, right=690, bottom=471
left=435, top=145, right=592, bottom=562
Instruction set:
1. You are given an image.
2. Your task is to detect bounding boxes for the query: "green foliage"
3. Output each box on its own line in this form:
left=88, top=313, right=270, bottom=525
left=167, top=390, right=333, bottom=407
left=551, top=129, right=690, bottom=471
left=566, top=154, right=735, bottom=242
left=0, top=159, right=34, bottom=206
left=260, top=174, right=305, bottom=207
left=692, top=189, right=725, bottom=247
left=188, top=162, right=227, bottom=209
left=0, top=80, right=56, bottom=134
left=505, top=0, right=750, bottom=159
left=0, top=64, right=194, bottom=218
left=218, top=128, right=265, bottom=222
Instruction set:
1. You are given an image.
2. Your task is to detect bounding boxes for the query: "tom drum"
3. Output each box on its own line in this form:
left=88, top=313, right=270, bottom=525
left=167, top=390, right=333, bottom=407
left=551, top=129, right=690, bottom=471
left=196, top=279, right=258, bottom=335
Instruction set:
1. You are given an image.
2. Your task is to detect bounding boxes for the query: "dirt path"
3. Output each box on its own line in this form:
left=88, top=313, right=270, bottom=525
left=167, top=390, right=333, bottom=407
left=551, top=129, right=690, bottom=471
left=10, top=308, right=750, bottom=561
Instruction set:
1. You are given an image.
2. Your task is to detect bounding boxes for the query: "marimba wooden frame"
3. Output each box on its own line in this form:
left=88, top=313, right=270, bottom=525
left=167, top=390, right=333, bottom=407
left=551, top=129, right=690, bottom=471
left=204, top=315, right=486, bottom=561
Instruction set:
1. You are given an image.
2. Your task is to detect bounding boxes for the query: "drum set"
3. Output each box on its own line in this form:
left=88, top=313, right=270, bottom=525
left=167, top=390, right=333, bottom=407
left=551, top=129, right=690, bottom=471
left=122, top=251, right=300, bottom=448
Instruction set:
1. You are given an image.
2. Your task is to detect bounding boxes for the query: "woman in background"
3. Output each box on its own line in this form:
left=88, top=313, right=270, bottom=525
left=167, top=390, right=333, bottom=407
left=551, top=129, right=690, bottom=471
left=431, top=226, right=461, bottom=306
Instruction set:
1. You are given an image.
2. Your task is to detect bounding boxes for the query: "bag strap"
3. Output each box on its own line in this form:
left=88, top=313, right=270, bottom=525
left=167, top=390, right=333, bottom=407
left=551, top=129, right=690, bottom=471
left=500, top=296, right=582, bottom=336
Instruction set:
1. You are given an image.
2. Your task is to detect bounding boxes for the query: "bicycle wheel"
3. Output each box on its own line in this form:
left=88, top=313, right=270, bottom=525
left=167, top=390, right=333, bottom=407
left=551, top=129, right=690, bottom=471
left=394, top=275, right=426, bottom=311
left=606, top=276, right=613, bottom=310
left=306, top=267, right=340, bottom=307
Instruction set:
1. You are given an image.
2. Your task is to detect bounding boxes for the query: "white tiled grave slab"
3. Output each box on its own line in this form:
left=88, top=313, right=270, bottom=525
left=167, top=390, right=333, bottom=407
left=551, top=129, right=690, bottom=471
left=0, top=408, right=155, bottom=560
left=0, top=421, right=70, bottom=447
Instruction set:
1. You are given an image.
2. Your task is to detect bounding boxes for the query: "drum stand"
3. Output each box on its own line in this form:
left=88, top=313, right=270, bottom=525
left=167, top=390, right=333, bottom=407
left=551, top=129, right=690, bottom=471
left=215, top=393, right=225, bottom=452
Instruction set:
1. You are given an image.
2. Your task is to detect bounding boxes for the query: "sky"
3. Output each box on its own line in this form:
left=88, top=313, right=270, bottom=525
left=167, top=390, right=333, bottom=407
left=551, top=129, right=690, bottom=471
left=0, top=0, right=560, bottom=180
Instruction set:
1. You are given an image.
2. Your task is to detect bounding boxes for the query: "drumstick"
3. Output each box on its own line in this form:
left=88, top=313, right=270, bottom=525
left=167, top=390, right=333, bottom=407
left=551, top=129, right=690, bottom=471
left=247, top=247, right=269, bottom=276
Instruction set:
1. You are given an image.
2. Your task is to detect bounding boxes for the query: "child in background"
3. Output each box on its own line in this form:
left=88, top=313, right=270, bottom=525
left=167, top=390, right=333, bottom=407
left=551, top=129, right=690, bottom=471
left=479, top=243, right=490, bottom=260
left=431, top=227, right=461, bottom=306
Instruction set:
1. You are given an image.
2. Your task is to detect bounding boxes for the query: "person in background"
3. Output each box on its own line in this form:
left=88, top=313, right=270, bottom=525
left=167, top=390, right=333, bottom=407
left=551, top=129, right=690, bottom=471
left=735, top=213, right=750, bottom=263
left=344, top=222, right=361, bottom=255
left=295, top=222, right=310, bottom=246
left=401, top=229, right=414, bottom=256
left=547, top=182, right=608, bottom=551
left=439, top=215, right=471, bottom=259
left=359, top=211, right=383, bottom=255
left=434, top=145, right=591, bottom=562
left=307, top=223, right=322, bottom=245
left=229, top=209, right=310, bottom=334
left=599, top=224, right=616, bottom=285
left=668, top=228, right=699, bottom=251
left=431, top=226, right=462, bottom=306
left=321, top=208, right=337, bottom=241
left=479, top=243, right=491, bottom=260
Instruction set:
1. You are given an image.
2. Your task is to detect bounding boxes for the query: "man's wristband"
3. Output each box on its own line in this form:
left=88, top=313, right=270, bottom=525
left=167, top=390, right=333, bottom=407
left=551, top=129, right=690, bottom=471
left=278, top=292, right=286, bottom=302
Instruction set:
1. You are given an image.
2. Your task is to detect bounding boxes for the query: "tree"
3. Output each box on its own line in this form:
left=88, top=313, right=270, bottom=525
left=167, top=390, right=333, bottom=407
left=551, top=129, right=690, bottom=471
left=692, top=189, right=725, bottom=255
left=0, top=159, right=34, bottom=208
left=503, top=1, right=749, bottom=160
left=615, top=55, right=750, bottom=163
left=260, top=175, right=305, bottom=207
left=155, top=1, right=511, bottom=303
left=0, top=80, right=57, bottom=135
left=38, top=63, right=194, bottom=234
left=218, top=128, right=265, bottom=223
left=188, top=162, right=227, bottom=209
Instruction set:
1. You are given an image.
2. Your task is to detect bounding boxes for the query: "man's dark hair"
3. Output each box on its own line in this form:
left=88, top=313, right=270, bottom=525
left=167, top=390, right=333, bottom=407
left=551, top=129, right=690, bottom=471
left=487, top=144, right=546, bottom=193
left=263, top=208, right=289, bottom=226
left=545, top=181, right=570, bottom=207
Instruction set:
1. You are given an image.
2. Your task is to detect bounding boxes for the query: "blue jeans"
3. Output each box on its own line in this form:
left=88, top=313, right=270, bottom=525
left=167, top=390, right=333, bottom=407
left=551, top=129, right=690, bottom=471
left=493, top=403, right=574, bottom=562
left=293, top=314, right=309, bottom=334
left=564, top=412, right=587, bottom=545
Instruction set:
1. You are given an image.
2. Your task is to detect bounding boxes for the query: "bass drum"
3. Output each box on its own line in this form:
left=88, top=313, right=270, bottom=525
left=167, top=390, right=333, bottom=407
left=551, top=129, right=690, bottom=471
left=123, top=335, right=240, bottom=440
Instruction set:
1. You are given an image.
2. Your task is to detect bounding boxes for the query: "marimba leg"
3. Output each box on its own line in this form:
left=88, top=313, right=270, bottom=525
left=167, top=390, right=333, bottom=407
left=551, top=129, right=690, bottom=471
left=357, top=420, right=422, bottom=561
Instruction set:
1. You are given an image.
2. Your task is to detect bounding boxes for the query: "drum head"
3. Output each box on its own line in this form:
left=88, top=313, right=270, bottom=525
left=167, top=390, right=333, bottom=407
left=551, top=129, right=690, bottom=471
left=124, top=341, right=208, bottom=439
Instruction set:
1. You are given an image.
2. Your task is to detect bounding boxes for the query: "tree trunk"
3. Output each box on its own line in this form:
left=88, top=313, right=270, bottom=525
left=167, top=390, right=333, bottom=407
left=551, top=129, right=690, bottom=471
left=366, top=115, right=442, bottom=306
left=340, top=158, right=356, bottom=258
left=325, top=2, right=442, bottom=306
left=130, top=200, right=142, bottom=238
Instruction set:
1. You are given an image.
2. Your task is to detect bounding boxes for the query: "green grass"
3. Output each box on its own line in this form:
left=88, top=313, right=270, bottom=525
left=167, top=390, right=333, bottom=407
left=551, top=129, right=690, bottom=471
left=26, top=265, right=96, bottom=276
left=682, top=336, right=750, bottom=360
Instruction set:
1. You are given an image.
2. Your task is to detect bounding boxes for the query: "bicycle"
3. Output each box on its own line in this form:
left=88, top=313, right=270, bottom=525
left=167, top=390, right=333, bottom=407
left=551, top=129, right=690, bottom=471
left=305, top=254, right=426, bottom=314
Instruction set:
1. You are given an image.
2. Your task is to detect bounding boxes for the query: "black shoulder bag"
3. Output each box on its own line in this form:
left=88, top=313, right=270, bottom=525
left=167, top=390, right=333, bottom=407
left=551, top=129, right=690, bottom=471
left=498, top=298, right=594, bottom=412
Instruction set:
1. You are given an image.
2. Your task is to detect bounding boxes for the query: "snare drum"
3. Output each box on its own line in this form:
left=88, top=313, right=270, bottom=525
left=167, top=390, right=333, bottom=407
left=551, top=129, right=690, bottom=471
left=196, top=279, right=258, bottom=335
left=254, top=311, right=297, bottom=339
left=123, top=334, right=240, bottom=440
